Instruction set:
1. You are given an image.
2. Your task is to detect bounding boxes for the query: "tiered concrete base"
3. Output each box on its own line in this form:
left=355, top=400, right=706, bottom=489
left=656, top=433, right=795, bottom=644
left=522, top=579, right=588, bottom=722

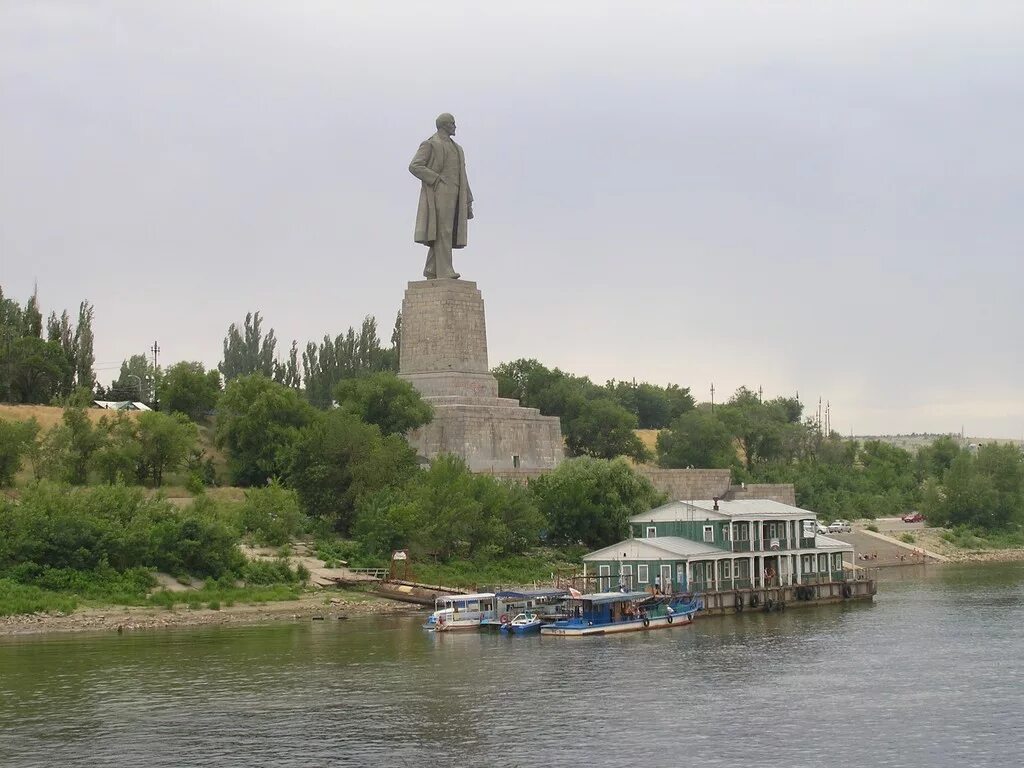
left=399, top=279, right=564, bottom=471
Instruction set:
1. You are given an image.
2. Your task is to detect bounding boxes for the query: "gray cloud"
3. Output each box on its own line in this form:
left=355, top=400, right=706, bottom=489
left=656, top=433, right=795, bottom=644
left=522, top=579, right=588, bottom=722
left=2, top=1, right=1021, bottom=436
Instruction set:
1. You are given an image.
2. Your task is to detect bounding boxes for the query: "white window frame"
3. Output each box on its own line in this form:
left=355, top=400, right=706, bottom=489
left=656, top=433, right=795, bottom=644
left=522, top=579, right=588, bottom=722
left=637, top=564, right=649, bottom=584
left=703, top=525, right=714, bottom=543
left=621, top=563, right=633, bottom=584
left=646, top=526, right=657, bottom=538
left=721, top=560, right=732, bottom=579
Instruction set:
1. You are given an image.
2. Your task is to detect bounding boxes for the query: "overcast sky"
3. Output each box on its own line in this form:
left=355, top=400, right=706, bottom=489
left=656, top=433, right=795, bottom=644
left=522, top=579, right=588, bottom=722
left=2, top=1, right=1021, bottom=438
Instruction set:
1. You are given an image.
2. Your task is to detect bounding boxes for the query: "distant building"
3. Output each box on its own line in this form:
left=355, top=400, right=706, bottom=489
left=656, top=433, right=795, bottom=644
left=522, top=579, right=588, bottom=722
left=583, top=498, right=853, bottom=593
left=93, top=400, right=152, bottom=412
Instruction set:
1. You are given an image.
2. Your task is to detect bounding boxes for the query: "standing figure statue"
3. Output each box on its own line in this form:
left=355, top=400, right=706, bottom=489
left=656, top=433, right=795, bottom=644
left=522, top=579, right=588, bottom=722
left=409, top=113, right=474, bottom=280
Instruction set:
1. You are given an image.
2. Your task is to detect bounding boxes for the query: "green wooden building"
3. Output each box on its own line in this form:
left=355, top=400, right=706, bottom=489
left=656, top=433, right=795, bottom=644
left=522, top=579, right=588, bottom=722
left=582, top=499, right=854, bottom=594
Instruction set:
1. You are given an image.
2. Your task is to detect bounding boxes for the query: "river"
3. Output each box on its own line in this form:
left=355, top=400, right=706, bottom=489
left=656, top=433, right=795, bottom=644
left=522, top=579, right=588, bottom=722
left=2, top=563, right=1023, bottom=767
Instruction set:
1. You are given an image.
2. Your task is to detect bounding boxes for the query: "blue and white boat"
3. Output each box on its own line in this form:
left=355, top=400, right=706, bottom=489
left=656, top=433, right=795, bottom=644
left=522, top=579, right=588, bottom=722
left=499, top=612, right=543, bottom=635
left=481, top=588, right=569, bottom=630
left=540, top=591, right=701, bottom=637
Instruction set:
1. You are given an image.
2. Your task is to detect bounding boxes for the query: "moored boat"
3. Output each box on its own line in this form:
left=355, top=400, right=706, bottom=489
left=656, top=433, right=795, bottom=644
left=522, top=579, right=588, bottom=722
left=424, top=592, right=497, bottom=632
left=481, top=588, right=569, bottom=630
left=540, top=591, right=701, bottom=637
left=499, top=612, right=543, bottom=635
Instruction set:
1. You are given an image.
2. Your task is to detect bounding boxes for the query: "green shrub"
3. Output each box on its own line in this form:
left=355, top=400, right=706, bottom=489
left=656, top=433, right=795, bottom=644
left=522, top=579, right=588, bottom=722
left=0, top=483, right=243, bottom=578
left=241, top=558, right=301, bottom=585
left=185, top=472, right=206, bottom=496
left=239, top=480, right=306, bottom=546
left=866, top=523, right=879, bottom=533
left=0, top=578, right=78, bottom=616
left=900, top=533, right=916, bottom=544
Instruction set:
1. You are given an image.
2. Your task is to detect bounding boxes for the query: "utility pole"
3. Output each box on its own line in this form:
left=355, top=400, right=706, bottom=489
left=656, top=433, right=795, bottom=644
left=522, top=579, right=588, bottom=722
left=150, top=340, right=160, bottom=409
left=710, top=382, right=715, bottom=413
left=757, top=385, right=763, bottom=402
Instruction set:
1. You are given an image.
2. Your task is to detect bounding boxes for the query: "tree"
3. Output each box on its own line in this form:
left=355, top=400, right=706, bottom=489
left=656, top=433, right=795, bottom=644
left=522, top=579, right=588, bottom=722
left=288, top=410, right=417, bottom=534
left=565, top=398, right=649, bottom=461
left=495, top=359, right=656, bottom=460
left=605, top=380, right=694, bottom=429
left=273, top=341, right=302, bottom=389
left=3, top=336, right=72, bottom=404
left=136, top=411, right=198, bottom=486
left=920, top=449, right=1020, bottom=531
left=73, top=301, right=96, bottom=392
left=530, top=457, right=665, bottom=548
left=656, top=409, right=738, bottom=469
left=302, top=316, right=396, bottom=409
left=0, top=418, right=39, bottom=486
left=23, top=288, right=43, bottom=338
left=40, top=408, right=104, bottom=484
left=916, top=436, right=964, bottom=479
left=353, top=455, right=543, bottom=560
left=110, top=354, right=155, bottom=403
left=45, top=309, right=75, bottom=398
left=215, top=375, right=316, bottom=486
left=239, top=479, right=306, bottom=545
left=717, top=387, right=796, bottom=470
left=91, top=413, right=143, bottom=484
left=333, top=372, right=433, bottom=435
left=219, top=311, right=277, bottom=382
left=160, top=361, right=221, bottom=421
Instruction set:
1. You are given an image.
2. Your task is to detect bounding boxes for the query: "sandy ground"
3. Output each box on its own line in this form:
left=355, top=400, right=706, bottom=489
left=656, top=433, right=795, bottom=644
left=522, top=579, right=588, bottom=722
left=0, top=591, right=423, bottom=637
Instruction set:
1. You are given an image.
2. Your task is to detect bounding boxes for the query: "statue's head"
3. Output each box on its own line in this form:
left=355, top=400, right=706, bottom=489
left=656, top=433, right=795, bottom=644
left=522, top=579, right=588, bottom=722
left=436, top=113, right=456, bottom=136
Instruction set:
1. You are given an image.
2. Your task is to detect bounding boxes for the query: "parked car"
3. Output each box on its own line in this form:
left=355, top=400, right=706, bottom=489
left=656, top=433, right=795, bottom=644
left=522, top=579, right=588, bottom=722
left=828, top=520, right=852, bottom=533
left=815, top=522, right=829, bottom=535
left=901, top=512, right=925, bottom=523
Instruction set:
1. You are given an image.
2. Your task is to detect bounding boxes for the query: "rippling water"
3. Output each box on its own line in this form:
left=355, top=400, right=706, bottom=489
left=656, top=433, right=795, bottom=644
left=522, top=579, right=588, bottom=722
left=2, top=563, right=1023, bottom=767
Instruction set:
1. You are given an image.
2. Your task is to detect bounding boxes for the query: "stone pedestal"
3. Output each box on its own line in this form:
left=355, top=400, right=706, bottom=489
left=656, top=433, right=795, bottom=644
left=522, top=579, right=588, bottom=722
left=399, top=279, right=564, bottom=471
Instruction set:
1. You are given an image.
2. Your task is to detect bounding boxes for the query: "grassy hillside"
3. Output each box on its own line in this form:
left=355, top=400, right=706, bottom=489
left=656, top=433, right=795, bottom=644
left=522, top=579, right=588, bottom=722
left=0, top=403, right=133, bottom=430
left=1, top=404, right=229, bottom=489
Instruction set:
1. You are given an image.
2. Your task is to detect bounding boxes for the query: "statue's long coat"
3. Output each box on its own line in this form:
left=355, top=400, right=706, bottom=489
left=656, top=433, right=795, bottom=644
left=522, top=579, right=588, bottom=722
left=409, top=133, right=473, bottom=248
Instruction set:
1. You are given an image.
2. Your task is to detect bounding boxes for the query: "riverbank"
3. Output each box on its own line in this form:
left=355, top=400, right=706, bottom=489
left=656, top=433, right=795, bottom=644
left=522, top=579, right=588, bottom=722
left=877, top=524, right=1024, bottom=564
left=0, top=590, right=423, bottom=637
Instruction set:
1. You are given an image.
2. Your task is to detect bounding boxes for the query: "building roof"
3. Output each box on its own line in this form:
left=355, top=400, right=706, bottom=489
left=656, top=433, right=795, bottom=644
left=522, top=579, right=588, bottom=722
left=93, top=400, right=152, bottom=412
left=583, top=536, right=724, bottom=562
left=575, top=591, right=651, bottom=604
left=629, top=498, right=820, bottom=523
left=495, top=588, right=567, bottom=600
left=810, top=534, right=853, bottom=552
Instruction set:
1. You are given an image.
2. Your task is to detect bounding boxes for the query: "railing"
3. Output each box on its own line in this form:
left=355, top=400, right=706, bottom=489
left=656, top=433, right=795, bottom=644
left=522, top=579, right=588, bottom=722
left=348, top=568, right=389, bottom=580
left=691, top=571, right=854, bottom=593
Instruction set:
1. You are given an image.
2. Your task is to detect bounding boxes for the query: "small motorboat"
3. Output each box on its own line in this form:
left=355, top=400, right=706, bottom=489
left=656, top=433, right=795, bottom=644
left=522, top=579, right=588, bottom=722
left=499, top=612, right=543, bottom=635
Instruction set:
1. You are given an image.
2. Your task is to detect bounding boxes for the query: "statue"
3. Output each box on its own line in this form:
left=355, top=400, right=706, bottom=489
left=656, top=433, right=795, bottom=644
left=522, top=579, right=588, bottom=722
left=409, top=113, right=474, bottom=280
